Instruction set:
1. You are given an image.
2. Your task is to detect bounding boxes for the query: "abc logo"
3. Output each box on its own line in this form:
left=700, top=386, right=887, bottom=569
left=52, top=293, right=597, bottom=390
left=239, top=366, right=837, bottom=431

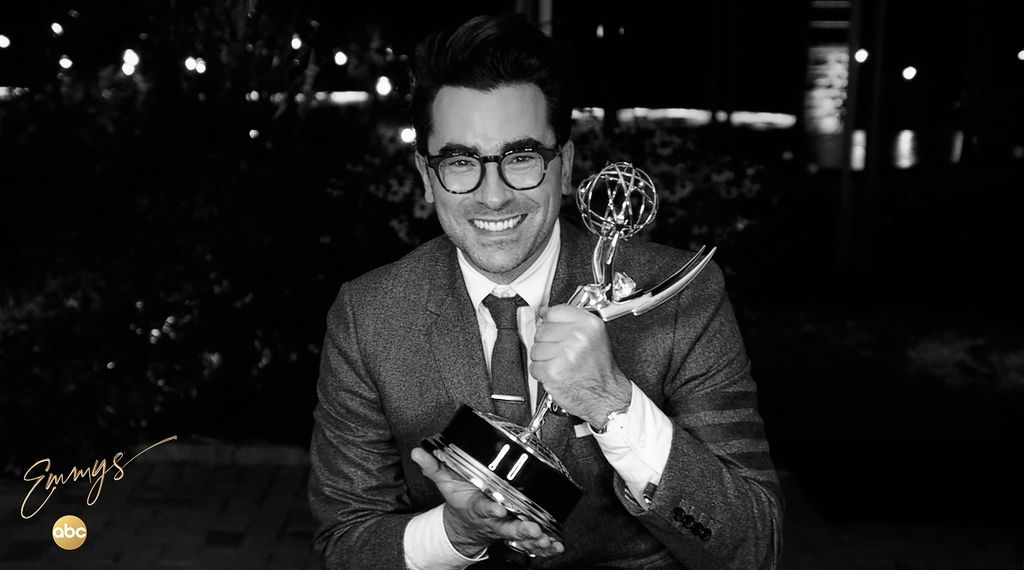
left=52, top=515, right=87, bottom=550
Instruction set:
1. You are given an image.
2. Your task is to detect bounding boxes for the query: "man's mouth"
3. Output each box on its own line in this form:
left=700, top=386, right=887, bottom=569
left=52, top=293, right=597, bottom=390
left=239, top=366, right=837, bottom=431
left=471, top=214, right=526, bottom=232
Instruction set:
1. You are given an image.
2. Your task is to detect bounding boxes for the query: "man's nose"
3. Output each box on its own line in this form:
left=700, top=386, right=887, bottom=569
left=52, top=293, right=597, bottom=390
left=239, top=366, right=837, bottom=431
left=475, top=162, right=515, bottom=209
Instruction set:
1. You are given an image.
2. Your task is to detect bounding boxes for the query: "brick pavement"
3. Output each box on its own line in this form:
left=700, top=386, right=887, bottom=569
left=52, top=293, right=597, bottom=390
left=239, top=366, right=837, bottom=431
left=1, top=443, right=1020, bottom=569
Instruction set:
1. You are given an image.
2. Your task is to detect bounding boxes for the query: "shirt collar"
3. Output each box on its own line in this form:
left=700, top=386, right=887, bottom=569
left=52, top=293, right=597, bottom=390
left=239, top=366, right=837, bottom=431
left=456, top=218, right=561, bottom=311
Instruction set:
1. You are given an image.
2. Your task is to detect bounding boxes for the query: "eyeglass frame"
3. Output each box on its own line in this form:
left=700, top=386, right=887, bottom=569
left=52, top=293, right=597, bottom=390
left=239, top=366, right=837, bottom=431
left=422, top=144, right=565, bottom=194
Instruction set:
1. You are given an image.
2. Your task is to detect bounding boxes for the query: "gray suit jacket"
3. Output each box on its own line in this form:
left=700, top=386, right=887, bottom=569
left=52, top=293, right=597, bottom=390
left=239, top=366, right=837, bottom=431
left=309, top=220, right=783, bottom=569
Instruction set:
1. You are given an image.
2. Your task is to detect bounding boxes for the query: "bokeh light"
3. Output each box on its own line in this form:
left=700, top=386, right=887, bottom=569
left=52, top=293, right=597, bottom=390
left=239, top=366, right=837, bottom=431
left=334, top=50, right=348, bottom=66
left=51, top=22, right=64, bottom=36
left=854, top=49, right=869, bottom=63
left=0, top=34, right=10, bottom=49
left=902, top=66, right=917, bottom=80
left=400, top=127, right=416, bottom=144
left=123, top=48, right=140, bottom=66
left=58, top=56, right=73, bottom=69
left=184, top=56, right=197, bottom=71
left=291, top=34, right=302, bottom=50
left=375, top=76, right=392, bottom=96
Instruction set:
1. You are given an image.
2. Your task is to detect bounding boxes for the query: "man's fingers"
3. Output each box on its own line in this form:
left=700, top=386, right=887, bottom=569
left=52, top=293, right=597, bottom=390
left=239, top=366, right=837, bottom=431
left=490, top=517, right=537, bottom=542
left=540, top=304, right=592, bottom=323
left=516, top=521, right=542, bottom=540
left=467, top=493, right=506, bottom=519
left=533, top=322, right=578, bottom=343
left=411, top=447, right=448, bottom=483
left=511, top=536, right=564, bottom=557
left=529, top=342, right=559, bottom=362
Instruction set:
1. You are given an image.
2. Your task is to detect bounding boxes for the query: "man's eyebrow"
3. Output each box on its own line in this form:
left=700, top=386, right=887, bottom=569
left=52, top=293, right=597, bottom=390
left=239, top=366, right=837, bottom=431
left=436, top=142, right=479, bottom=156
left=434, top=138, right=549, bottom=156
left=499, top=137, right=547, bottom=153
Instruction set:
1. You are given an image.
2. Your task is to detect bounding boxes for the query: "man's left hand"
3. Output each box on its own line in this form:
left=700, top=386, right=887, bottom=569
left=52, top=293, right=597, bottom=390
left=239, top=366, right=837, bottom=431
left=530, top=305, right=631, bottom=427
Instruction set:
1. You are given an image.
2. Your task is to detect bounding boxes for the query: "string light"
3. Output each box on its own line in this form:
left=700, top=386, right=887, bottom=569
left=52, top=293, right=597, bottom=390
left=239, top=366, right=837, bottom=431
left=0, top=34, right=10, bottom=49
left=59, top=55, right=73, bottom=69
left=291, top=34, right=302, bottom=50
left=375, top=76, right=392, bottom=96
left=334, top=50, right=348, bottom=66
left=51, top=22, right=64, bottom=36
left=195, top=58, right=207, bottom=74
left=902, top=66, right=917, bottom=80
left=854, top=49, right=868, bottom=63
left=184, top=56, right=197, bottom=71
left=1018, top=49, right=1024, bottom=61
left=400, top=128, right=416, bottom=143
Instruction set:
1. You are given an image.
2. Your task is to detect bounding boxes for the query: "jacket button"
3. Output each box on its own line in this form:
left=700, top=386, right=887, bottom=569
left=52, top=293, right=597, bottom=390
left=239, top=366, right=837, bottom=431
left=699, top=527, right=712, bottom=542
left=672, top=507, right=685, bottom=522
left=681, top=515, right=695, bottom=528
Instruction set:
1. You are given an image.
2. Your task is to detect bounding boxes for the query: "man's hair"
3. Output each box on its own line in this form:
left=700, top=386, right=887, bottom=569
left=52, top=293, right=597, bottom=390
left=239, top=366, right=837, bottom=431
left=409, top=15, right=573, bottom=155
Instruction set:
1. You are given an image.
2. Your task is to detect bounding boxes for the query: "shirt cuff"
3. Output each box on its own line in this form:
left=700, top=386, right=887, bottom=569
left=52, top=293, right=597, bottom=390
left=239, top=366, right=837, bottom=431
left=592, top=382, right=673, bottom=507
left=403, top=504, right=488, bottom=570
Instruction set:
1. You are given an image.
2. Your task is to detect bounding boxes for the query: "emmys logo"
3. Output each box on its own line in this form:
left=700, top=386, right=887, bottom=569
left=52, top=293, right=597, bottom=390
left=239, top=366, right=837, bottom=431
left=52, top=515, right=87, bottom=550
left=21, top=436, right=177, bottom=520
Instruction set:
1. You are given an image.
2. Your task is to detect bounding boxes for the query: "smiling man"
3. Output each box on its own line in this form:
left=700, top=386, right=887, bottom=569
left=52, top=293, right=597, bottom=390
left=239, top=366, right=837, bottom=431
left=418, top=83, right=571, bottom=284
left=309, top=14, right=783, bottom=570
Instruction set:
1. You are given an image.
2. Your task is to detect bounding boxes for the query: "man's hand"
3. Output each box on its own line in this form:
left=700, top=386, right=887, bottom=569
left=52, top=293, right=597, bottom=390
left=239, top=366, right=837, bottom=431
left=410, top=447, right=564, bottom=558
left=530, top=305, right=632, bottom=428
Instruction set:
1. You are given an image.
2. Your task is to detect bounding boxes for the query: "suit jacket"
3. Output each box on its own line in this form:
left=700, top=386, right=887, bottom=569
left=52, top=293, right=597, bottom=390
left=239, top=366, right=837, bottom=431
left=309, top=220, right=784, bottom=569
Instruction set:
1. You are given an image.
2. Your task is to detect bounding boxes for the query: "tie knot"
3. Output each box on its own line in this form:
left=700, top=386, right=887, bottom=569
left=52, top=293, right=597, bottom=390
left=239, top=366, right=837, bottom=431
left=483, top=294, right=526, bottom=330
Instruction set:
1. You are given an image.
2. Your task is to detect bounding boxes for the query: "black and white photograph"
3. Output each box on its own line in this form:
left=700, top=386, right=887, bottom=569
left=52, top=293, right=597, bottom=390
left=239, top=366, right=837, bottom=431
left=1, top=1, right=1022, bottom=568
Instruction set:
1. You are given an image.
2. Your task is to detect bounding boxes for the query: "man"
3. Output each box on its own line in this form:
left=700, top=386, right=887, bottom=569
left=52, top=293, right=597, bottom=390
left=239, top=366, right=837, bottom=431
left=309, top=14, right=783, bottom=569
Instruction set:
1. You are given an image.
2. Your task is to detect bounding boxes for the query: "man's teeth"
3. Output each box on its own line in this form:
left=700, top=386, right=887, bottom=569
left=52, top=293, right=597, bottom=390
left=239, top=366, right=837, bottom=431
left=472, top=215, right=524, bottom=232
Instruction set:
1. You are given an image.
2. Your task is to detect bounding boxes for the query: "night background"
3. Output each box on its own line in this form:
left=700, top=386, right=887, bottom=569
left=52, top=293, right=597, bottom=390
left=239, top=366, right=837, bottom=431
left=1, top=0, right=1022, bottom=568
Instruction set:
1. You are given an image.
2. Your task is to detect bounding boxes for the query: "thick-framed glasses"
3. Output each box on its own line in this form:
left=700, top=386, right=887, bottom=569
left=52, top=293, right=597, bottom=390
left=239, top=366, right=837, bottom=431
left=424, top=145, right=563, bottom=194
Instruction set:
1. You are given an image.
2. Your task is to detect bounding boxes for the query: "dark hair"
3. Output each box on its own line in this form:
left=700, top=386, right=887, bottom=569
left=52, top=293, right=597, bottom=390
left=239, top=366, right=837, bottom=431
left=409, top=15, right=573, bottom=154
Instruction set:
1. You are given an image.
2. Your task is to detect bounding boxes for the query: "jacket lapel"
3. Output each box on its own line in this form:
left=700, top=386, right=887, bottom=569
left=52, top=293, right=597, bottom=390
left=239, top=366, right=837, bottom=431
left=426, top=243, right=494, bottom=413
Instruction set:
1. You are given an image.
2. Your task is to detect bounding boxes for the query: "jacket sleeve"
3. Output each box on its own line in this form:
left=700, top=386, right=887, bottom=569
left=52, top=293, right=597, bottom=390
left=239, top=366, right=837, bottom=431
left=308, top=283, right=416, bottom=569
left=614, top=262, right=784, bottom=569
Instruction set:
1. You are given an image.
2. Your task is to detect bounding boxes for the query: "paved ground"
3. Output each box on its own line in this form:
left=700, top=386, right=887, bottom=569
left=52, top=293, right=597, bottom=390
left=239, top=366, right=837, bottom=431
left=0, top=442, right=1020, bottom=569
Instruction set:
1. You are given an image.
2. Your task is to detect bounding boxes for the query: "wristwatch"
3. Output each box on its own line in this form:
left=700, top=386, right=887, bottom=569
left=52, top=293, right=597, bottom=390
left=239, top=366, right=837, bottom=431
left=591, top=405, right=629, bottom=434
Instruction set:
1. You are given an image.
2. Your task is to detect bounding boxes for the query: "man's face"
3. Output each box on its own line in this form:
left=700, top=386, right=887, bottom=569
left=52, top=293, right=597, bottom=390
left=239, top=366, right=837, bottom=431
left=415, top=84, right=574, bottom=284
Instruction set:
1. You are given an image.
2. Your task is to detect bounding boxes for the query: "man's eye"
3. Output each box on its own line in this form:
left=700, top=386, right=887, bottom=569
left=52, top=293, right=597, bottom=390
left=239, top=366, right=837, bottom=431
left=446, top=158, right=476, bottom=168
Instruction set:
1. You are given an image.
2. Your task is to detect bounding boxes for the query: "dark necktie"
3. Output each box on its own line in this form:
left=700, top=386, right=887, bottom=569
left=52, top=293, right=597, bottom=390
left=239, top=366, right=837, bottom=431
left=483, top=294, right=530, bottom=425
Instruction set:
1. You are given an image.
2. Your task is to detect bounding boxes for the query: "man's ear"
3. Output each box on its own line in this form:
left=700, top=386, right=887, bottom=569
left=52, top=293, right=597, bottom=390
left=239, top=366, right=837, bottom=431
left=414, top=152, right=435, bottom=204
left=559, top=141, right=575, bottom=197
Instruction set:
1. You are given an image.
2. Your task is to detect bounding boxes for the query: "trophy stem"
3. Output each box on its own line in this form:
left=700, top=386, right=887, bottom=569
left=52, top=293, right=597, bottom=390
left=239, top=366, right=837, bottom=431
left=521, top=394, right=555, bottom=440
left=592, top=234, right=620, bottom=287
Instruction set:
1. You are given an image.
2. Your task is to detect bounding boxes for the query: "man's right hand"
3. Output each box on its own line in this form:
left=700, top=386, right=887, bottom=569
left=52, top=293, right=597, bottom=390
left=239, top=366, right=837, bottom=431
left=411, top=447, right=565, bottom=558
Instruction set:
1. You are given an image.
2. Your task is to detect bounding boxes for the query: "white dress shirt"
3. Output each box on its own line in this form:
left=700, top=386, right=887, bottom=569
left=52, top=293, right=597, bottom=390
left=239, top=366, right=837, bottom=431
left=403, top=220, right=674, bottom=569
